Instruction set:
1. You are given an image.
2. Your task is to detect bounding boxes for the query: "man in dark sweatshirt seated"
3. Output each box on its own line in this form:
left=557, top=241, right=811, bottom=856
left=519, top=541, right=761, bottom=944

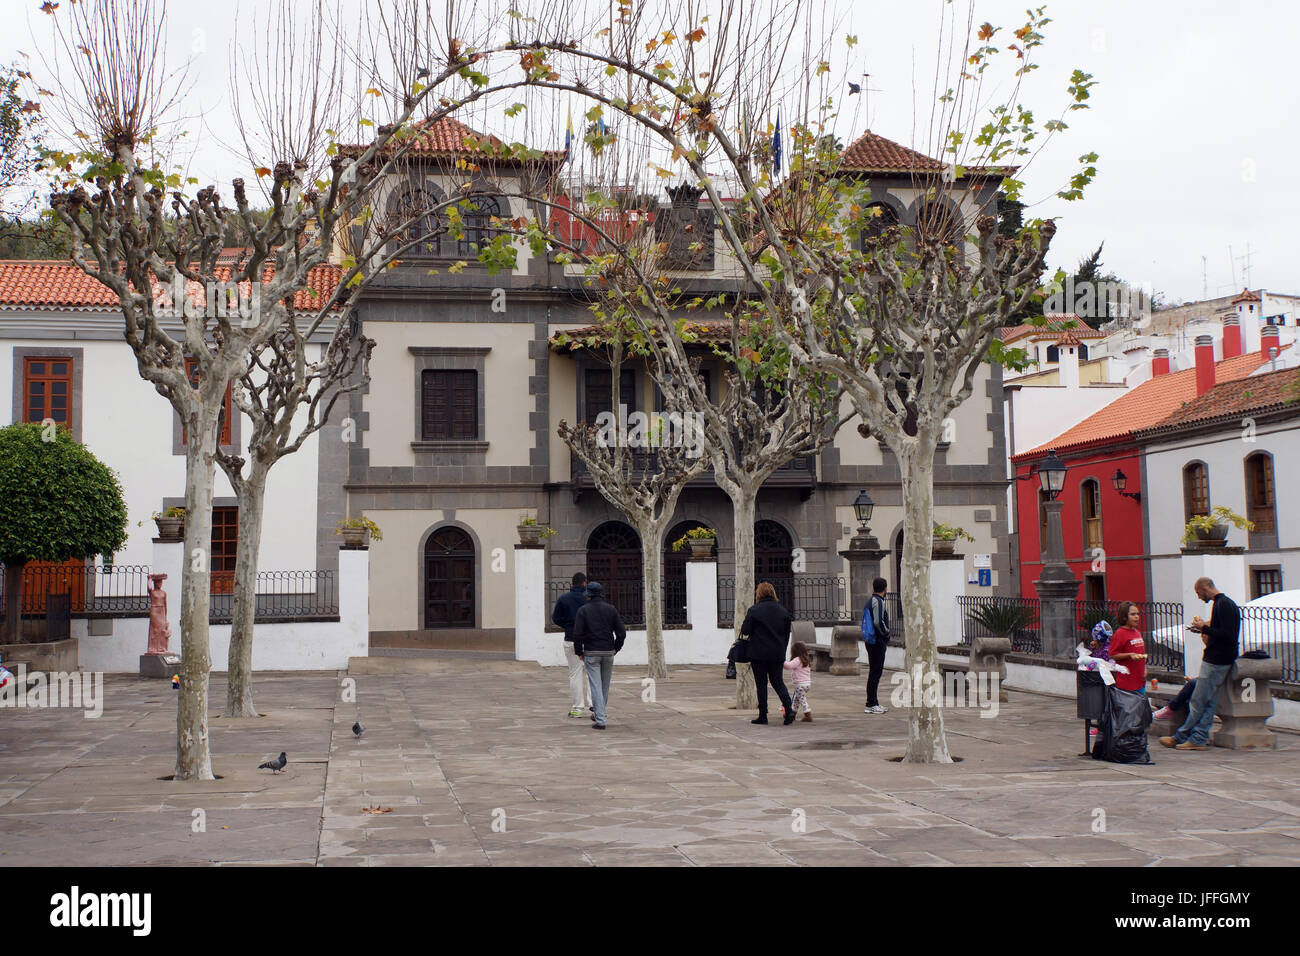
left=1160, top=576, right=1240, bottom=752
left=572, top=581, right=626, bottom=731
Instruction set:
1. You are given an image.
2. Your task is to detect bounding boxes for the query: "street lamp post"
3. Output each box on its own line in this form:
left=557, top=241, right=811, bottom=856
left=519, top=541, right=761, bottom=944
left=841, top=490, right=888, bottom=619
left=1033, top=450, right=1079, bottom=658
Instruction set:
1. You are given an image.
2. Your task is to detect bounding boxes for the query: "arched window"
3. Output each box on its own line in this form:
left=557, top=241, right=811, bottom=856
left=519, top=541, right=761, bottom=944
left=587, top=521, right=643, bottom=622
left=1183, top=462, right=1210, bottom=522
left=860, top=201, right=899, bottom=246
left=1046, top=345, right=1060, bottom=363
left=1245, top=453, right=1276, bottom=534
left=663, top=520, right=714, bottom=626
left=1078, top=343, right=1090, bottom=361
left=754, top=520, right=795, bottom=613
left=424, top=526, right=474, bottom=628
left=387, top=183, right=447, bottom=257
left=1081, top=478, right=1102, bottom=551
left=456, top=193, right=503, bottom=256
left=915, top=198, right=965, bottom=246
left=1038, top=488, right=1051, bottom=552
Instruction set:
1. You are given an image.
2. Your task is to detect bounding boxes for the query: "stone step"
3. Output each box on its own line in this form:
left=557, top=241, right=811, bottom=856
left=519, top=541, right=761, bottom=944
left=368, top=628, right=514, bottom=652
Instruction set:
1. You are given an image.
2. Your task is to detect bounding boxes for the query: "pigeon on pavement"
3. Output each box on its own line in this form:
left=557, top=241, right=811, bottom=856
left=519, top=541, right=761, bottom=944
left=258, top=752, right=287, bottom=773
left=352, top=722, right=364, bottom=737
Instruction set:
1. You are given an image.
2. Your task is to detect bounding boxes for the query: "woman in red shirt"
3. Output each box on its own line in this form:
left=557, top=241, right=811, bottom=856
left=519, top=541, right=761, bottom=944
left=1108, top=601, right=1147, bottom=693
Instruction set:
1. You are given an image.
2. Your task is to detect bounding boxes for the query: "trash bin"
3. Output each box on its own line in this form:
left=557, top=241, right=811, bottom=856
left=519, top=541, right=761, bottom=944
left=1076, top=671, right=1106, bottom=720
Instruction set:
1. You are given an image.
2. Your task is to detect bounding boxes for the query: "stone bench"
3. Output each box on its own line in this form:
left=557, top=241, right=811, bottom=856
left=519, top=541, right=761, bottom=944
left=808, top=643, right=834, bottom=672
left=1146, top=687, right=1189, bottom=738
left=1213, top=657, right=1283, bottom=750
left=800, top=620, right=860, bottom=676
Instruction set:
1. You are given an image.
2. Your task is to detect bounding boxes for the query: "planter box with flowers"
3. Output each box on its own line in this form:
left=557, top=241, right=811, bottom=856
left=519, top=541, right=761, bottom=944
left=517, top=516, right=557, bottom=546
left=335, top=516, right=383, bottom=549
left=672, top=527, right=718, bottom=559
left=1182, top=506, right=1252, bottom=550
left=152, top=506, right=185, bottom=540
left=932, top=521, right=974, bottom=556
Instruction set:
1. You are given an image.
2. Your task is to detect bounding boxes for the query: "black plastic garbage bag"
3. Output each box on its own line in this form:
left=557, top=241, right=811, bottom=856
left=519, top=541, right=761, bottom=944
left=1091, top=685, right=1154, bottom=764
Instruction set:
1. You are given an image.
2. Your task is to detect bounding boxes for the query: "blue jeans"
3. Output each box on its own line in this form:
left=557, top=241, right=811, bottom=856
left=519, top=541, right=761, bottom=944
left=584, top=652, right=615, bottom=726
left=1174, top=661, right=1233, bottom=746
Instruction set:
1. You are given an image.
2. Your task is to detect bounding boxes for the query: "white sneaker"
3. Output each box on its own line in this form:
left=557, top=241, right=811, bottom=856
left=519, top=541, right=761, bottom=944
left=868, top=705, right=888, bottom=715
left=568, top=709, right=585, bottom=718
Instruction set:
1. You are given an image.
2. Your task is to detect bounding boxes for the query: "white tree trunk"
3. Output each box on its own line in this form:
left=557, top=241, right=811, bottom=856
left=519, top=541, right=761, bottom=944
left=897, top=432, right=952, bottom=763
left=731, top=488, right=758, bottom=710
left=225, top=460, right=268, bottom=718
left=176, top=404, right=220, bottom=781
left=642, top=525, right=667, bottom=680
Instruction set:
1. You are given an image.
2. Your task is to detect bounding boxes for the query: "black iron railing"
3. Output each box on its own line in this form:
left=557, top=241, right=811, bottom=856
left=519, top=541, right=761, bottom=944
left=1240, top=605, right=1299, bottom=685
left=208, top=570, right=339, bottom=623
left=1070, top=599, right=1183, bottom=672
left=957, top=595, right=1043, bottom=654
left=0, top=563, right=152, bottom=617
left=545, top=577, right=691, bottom=630
left=717, top=574, right=848, bottom=627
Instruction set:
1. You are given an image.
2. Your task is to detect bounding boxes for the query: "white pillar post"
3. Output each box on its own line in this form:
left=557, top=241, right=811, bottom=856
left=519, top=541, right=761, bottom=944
left=1179, top=548, right=1247, bottom=678
left=514, top=544, right=547, bottom=663
left=686, top=556, right=720, bottom=663
left=337, top=546, right=370, bottom=661
left=929, top=554, right=966, bottom=648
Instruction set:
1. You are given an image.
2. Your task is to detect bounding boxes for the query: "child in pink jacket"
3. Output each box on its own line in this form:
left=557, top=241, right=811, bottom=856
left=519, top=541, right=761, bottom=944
left=784, top=641, right=813, bottom=722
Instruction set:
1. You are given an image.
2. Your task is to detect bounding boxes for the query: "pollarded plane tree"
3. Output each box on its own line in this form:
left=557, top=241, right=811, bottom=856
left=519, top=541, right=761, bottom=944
left=39, top=0, right=572, bottom=777
left=495, top=0, right=1096, bottom=757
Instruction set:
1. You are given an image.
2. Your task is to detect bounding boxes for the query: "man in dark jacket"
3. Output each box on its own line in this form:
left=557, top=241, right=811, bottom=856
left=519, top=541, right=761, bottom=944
left=551, top=572, right=592, bottom=718
left=572, top=581, right=626, bottom=730
left=1161, top=576, right=1241, bottom=751
left=740, top=581, right=795, bottom=725
left=862, top=577, right=891, bottom=714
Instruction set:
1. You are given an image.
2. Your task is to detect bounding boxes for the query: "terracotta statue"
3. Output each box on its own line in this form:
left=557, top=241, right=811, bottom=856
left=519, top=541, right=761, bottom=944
left=146, top=573, right=172, bottom=654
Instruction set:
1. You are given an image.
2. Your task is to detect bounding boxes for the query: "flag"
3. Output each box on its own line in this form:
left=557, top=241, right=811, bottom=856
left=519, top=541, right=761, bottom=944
left=564, top=107, right=573, bottom=159
left=772, top=109, right=782, bottom=174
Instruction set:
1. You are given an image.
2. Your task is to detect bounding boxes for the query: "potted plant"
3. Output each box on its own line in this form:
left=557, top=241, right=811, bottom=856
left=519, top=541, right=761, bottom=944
left=932, top=521, right=975, bottom=555
left=335, top=515, right=383, bottom=548
left=672, top=526, right=717, bottom=558
left=517, top=515, right=557, bottom=546
left=152, top=507, right=185, bottom=540
left=1181, top=506, right=1253, bottom=548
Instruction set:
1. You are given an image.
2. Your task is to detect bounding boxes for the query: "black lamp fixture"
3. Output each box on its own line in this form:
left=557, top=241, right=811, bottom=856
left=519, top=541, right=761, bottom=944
left=852, top=489, right=874, bottom=530
left=1036, top=449, right=1067, bottom=500
left=1112, top=468, right=1142, bottom=502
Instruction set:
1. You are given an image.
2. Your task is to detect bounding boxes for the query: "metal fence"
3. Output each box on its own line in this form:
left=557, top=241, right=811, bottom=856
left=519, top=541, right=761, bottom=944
left=717, top=575, right=849, bottom=627
left=208, top=570, right=338, bottom=623
left=0, top=563, right=152, bottom=617
left=1240, top=605, right=1299, bottom=685
left=1070, top=599, right=1184, bottom=672
left=957, top=595, right=1042, bottom=653
left=544, top=577, right=692, bottom=630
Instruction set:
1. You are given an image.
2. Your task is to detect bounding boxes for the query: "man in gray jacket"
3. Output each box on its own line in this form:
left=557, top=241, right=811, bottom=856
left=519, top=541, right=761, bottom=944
left=572, top=581, right=626, bottom=730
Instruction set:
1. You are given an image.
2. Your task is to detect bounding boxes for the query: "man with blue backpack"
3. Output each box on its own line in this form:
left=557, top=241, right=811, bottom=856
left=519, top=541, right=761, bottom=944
left=862, top=577, right=891, bottom=714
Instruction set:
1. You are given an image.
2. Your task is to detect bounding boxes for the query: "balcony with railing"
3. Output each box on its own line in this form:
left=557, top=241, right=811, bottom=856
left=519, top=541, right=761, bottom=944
left=571, top=450, right=816, bottom=495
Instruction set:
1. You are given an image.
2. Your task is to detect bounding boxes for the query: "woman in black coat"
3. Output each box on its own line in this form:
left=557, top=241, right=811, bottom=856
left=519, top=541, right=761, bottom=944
left=740, top=581, right=795, bottom=725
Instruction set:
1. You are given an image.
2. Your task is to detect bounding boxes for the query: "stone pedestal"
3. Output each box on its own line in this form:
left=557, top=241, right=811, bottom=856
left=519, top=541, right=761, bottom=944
left=140, top=652, right=182, bottom=678
left=1035, top=499, right=1079, bottom=659
left=1212, top=657, right=1282, bottom=750
left=1178, top=547, right=1247, bottom=678
left=686, top=557, right=719, bottom=634
left=928, top=554, right=966, bottom=648
left=829, top=625, right=860, bottom=676
left=840, top=533, right=888, bottom=621
left=969, top=636, right=1010, bottom=703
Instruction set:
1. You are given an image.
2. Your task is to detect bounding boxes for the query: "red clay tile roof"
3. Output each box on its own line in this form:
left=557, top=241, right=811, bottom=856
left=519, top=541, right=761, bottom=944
left=348, top=116, right=565, bottom=164
left=1231, top=288, right=1261, bottom=304
left=1014, top=347, right=1289, bottom=460
left=1135, top=366, right=1300, bottom=436
left=1057, top=329, right=1082, bottom=347
left=840, top=130, right=1014, bottom=178
left=0, top=260, right=342, bottom=314
left=998, top=318, right=1105, bottom=344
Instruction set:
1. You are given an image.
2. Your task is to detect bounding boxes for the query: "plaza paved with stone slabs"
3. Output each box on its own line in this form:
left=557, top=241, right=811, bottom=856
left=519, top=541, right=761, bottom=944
left=1, top=657, right=1298, bottom=866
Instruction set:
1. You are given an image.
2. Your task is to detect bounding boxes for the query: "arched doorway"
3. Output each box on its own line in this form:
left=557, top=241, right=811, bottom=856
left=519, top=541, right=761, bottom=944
left=664, top=520, right=715, bottom=626
left=424, top=527, right=475, bottom=628
left=754, top=520, right=795, bottom=613
left=587, top=521, right=643, bottom=621
left=893, top=528, right=904, bottom=595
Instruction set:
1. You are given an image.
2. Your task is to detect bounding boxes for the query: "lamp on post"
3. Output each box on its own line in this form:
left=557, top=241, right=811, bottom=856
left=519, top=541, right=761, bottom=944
left=1033, top=448, right=1079, bottom=658
left=842, top=489, right=887, bottom=620
left=852, top=489, right=874, bottom=534
left=1112, top=468, right=1141, bottom=502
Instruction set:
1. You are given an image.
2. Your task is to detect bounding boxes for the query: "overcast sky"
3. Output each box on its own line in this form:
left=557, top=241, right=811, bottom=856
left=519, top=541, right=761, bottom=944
left=8, top=0, right=1297, bottom=304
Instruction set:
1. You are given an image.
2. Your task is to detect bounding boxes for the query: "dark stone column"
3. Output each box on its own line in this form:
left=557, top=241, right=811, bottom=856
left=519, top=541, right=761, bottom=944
left=1034, top=499, right=1078, bottom=658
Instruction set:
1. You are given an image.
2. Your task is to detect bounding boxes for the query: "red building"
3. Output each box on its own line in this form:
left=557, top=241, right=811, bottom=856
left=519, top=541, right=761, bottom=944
left=1012, top=342, right=1276, bottom=602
